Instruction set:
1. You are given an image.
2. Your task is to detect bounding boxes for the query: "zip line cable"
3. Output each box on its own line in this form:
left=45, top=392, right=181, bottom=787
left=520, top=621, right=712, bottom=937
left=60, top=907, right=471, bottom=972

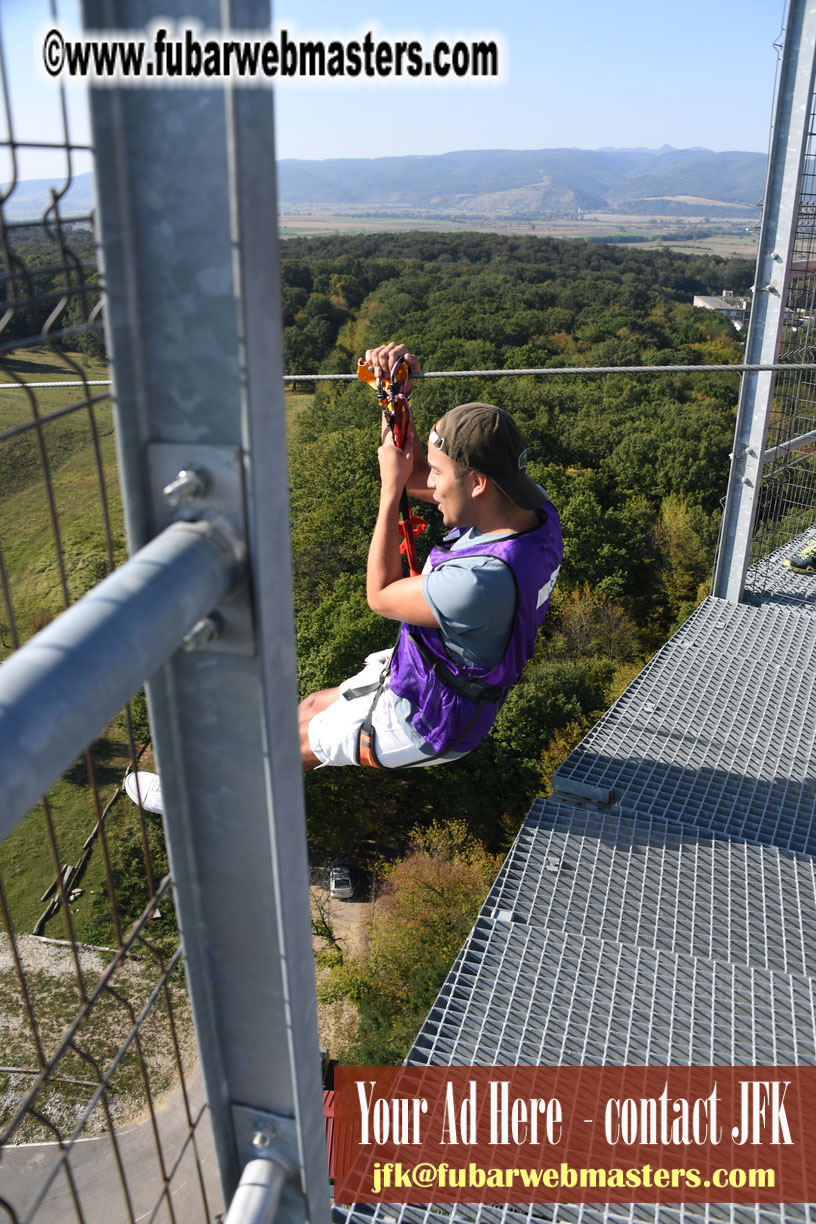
left=283, top=362, right=816, bottom=380
left=5, top=361, right=816, bottom=393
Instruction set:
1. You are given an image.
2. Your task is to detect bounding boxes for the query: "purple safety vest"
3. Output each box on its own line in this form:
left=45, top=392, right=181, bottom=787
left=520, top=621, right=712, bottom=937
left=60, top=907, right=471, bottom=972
left=388, top=500, right=563, bottom=756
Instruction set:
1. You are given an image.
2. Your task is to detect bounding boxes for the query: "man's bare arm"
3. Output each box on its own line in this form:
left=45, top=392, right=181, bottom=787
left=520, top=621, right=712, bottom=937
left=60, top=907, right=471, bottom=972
left=403, top=421, right=434, bottom=502
left=366, top=430, right=439, bottom=628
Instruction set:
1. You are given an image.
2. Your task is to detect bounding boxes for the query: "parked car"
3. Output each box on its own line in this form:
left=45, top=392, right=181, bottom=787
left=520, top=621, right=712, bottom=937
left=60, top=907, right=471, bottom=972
left=329, top=861, right=354, bottom=900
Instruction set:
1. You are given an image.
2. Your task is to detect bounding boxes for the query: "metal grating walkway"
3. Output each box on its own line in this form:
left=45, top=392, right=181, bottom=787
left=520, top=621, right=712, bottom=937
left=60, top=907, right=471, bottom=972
left=550, top=597, right=816, bottom=852
left=342, top=1200, right=814, bottom=1223
left=743, top=527, right=816, bottom=612
left=338, top=545, right=816, bottom=1224
left=411, top=920, right=816, bottom=1066
left=483, top=804, right=816, bottom=978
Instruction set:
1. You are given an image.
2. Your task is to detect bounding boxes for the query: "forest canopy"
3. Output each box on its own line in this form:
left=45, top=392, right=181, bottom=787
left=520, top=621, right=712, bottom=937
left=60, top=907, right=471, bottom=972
left=286, top=231, right=751, bottom=862
left=2, top=224, right=754, bottom=1066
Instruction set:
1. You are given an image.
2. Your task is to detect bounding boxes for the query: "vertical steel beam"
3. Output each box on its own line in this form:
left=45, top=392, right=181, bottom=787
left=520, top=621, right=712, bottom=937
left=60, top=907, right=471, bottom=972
left=713, top=0, right=816, bottom=601
left=82, top=2, right=329, bottom=1220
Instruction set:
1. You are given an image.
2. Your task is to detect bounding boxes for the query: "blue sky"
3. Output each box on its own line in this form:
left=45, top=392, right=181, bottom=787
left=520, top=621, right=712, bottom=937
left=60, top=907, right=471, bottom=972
left=2, top=0, right=788, bottom=179
left=272, top=0, right=787, bottom=161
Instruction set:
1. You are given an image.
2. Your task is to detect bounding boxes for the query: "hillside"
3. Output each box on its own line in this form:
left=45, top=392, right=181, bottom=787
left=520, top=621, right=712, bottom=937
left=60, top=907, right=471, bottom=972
left=0, top=172, right=95, bottom=221
left=276, top=146, right=765, bottom=218
left=4, top=147, right=766, bottom=223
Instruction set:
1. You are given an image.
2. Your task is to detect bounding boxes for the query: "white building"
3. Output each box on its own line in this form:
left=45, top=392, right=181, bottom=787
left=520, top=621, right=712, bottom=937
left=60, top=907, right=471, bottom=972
left=693, top=288, right=751, bottom=330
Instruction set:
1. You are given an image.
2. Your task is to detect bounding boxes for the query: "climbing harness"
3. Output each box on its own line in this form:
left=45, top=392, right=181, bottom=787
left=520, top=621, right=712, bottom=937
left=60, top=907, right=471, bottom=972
left=344, top=632, right=508, bottom=770
left=340, top=641, right=394, bottom=769
left=357, top=355, right=426, bottom=577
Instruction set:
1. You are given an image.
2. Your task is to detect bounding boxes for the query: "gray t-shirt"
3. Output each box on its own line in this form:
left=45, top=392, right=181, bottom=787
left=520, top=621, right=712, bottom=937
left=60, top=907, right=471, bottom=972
left=421, top=528, right=517, bottom=668
left=390, top=528, right=517, bottom=753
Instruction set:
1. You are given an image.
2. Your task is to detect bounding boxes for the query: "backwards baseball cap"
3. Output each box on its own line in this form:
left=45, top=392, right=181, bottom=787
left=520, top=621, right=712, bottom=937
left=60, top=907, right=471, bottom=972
left=428, top=402, right=545, bottom=510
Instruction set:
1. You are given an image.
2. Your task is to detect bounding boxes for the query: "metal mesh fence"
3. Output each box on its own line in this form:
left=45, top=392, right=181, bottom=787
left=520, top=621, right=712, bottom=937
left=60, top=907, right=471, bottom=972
left=0, top=11, right=218, bottom=1223
left=745, top=86, right=816, bottom=597
left=2, top=3, right=814, bottom=1221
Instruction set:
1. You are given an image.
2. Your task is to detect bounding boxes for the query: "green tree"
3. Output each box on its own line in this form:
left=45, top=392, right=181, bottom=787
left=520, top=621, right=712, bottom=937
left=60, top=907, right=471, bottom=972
left=650, top=495, right=717, bottom=630
left=325, top=819, right=501, bottom=1064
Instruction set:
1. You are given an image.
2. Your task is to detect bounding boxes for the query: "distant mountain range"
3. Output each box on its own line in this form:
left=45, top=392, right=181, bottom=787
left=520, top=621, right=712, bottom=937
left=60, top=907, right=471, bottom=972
left=3, top=147, right=767, bottom=222
left=277, top=146, right=767, bottom=218
left=0, top=173, right=95, bottom=222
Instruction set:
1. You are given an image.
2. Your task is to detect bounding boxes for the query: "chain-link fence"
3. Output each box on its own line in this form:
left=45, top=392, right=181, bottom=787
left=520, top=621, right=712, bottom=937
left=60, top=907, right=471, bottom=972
left=744, top=93, right=816, bottom=598
left=0, top=9, right=220, bottom=1222
left=2, top=0, right=326, bottom=1219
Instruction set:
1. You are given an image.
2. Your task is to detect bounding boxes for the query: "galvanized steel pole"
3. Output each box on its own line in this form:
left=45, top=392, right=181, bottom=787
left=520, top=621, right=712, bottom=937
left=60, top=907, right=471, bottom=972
left=713, top=0, right=816, bottom=600
left=83, top=0, right=330, bottom=1218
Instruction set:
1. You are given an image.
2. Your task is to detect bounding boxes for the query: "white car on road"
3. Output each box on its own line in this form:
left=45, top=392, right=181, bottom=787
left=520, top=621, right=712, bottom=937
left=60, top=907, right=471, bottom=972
left=329, top=862, right=354, bottom=900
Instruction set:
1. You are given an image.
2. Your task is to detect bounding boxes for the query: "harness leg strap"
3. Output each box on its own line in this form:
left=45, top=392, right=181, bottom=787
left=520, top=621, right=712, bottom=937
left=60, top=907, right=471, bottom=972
left=354, top=671, right=390, bottom=769
left=357, top=725, right=381, bottom=769
left=357, top=685, right=384, bottom=768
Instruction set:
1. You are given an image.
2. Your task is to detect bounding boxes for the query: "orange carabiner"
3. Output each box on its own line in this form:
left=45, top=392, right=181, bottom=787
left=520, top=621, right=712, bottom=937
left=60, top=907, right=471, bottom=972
left=356, top=356, right=412, bottom=406
left=357, top=355, right=424, bottom=576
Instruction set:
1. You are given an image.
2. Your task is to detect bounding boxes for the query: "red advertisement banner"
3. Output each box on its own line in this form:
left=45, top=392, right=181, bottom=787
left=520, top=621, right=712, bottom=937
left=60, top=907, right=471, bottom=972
left=334, top=1066, right=816, bottom=1204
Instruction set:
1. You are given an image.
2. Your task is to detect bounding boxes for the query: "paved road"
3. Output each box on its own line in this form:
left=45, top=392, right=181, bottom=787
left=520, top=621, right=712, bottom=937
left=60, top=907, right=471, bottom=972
left=0, top=1071, right=223, bottom=1223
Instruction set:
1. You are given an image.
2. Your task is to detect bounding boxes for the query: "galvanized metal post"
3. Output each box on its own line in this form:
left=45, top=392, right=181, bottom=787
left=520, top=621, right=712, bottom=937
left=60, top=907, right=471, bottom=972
left=82, top=1, right=329, bottom=1219
left=713, top=0, right=816, bottom=601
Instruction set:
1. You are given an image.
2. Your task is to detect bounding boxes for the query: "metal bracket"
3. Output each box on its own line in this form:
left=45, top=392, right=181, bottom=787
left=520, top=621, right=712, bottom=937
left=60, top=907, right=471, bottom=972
left=148, top=442, right=255, bottom=656
left=232, top=1104, right=306, bottom=1223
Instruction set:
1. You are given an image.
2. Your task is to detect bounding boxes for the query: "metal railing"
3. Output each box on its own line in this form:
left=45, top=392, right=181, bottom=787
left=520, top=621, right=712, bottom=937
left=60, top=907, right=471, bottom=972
left=745, top=123, right=816, bottom=591
left=0, top=6, right=224, bottom=1222
left=714, top=0, right=816, bottom=602
left=1, top=0, right=328, bottom=1221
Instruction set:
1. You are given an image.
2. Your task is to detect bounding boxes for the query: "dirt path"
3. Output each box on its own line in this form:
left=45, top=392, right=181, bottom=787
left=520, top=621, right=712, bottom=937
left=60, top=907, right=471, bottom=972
left=312, top=888, right=371, bottom=955
left=311, top=888, right=372, bottom=1056
left=0, top=933, right=196, bottom=1144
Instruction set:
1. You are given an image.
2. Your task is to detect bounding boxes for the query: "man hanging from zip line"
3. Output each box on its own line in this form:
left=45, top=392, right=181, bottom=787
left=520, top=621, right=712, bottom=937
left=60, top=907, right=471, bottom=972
left=298, top=341, right=563, bottom=771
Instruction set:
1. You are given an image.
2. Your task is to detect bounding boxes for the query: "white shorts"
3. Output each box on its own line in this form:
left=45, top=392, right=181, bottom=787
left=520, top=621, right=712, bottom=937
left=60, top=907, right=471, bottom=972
left=308, top=650, right=451, bottom=769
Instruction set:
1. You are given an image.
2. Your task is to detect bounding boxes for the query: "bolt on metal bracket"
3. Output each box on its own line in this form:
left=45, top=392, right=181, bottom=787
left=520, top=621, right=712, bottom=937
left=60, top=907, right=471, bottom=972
left=253, top=1120, right=278, bottom=1148
left=148, top=442, right=255, bottom=656
left=231, top=1104, right=306, bottom=1224
left=163, top=465, right=211, bottom=506
left=182, top=614, right=222, bottom=652
left=233, top=1104, right=299, bottom=1168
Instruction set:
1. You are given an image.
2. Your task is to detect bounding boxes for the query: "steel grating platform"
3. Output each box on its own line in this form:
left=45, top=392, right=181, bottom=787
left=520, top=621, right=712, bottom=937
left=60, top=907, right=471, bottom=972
left=340, top=1201, right=813, bottom=1224
left=340, top=586, right=816, bottom=1224
left=483, top=801, right=816, bottom=978
left=338, top=896, right=816, bottom=1224
left=341, top=1205, right=813, bottom=1224
left=550, top=598, right=816, bottom=851
left=408, top=921, right=816, bottom=1066
left=743, top=526, right=816, bottom=612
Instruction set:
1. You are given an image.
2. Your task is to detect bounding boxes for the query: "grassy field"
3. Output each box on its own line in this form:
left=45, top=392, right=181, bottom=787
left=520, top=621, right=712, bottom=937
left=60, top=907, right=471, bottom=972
left=0, top=350, right=313, bottom=1140
left=0, top=349, right=311, bottom=654
left=279, top=211, right=759, bottom=259
left=0, top=350, right=312, bottom=945
left=0, top=347, right=123, bottom=647
left=0, top=349, right=140, bottom=947
left=0, top=349, right=192, bottom=1138
left=285, top=385, right=315, bottom=430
